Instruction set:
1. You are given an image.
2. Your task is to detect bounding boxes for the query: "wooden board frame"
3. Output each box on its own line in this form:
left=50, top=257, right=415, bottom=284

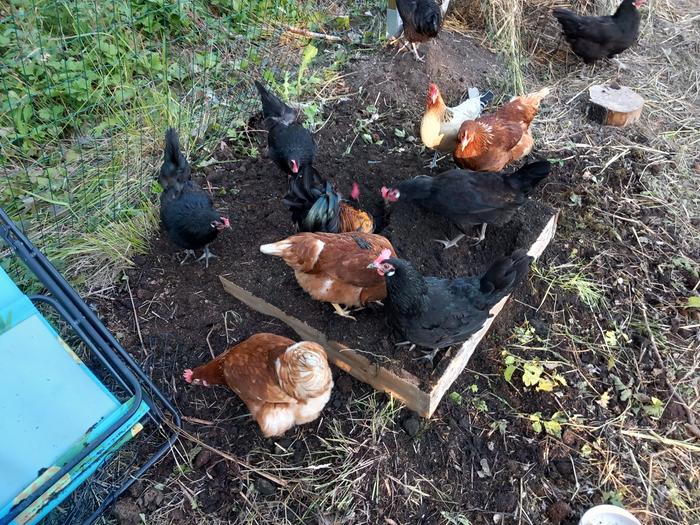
left=220, top=212, right=558, bottom=418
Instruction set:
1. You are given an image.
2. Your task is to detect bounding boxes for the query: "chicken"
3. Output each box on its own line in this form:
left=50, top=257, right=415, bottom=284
left=183, top=333, right=333, bottom=438
left=159, top=129, right=230, bottom=267
left=420, top=83, right=493, bottom=168
left=553, top=0, right=645, bottom=65
left=260, top=232, right=396, bottom=319
left=381, top=161, right=551, bottom=249
left=395, top=0, right=446, bottom=61
left=254, top=80, right=316, bottom=176
left=454, top=87, right=550, bottom=172
left=283, top=165, right=374, bottom=234
left=368, top=249, right=533, bottom=363
left=159, top=128, right=191, bottom=191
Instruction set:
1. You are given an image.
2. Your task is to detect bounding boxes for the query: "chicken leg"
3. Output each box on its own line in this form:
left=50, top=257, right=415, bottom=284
left=433, top=233, right=466, bottom=250
left=197, top=245, right=218, bottom=269
left=410, top=43, right=425, bottom=62
left=331, top=303, right=357, bottom=321
left=428, top=151, right=440, bottom=170
left=180, top=249, right=196, bottom=265
left=434, top=223, right=487, bottom=249
left=414, top=347, right=441, bottom=364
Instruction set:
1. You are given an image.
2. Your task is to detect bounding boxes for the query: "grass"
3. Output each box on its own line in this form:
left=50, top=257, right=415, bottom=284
left=0, top=0, right=346, bottom=288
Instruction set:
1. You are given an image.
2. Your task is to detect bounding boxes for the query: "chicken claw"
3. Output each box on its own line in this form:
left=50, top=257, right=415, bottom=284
left=395, top=341, right=416, bottom=352
left=331, top=303, right=357, bottom=321
left=197, top=245, right=218, bottom=268
left=428, top=151, right=440, bottom=170
left=413, top=348, right=440, bottom=364
left=410, top=43, right=425, bottom=62
left=180, top=249, right=196, bottom=265
left=433, top=234, right=466, bottom=250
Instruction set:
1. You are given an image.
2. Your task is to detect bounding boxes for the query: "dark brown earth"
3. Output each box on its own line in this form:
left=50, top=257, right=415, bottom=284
left=93, top=31, right=623, bottom=525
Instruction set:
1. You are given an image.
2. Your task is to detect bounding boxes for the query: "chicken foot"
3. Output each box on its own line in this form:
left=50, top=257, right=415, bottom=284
left=410, top=43, right=425, bottom=62
left=433, top=233, right=465, bottom=250
left=428, top=150, right=440, bottom=170
left=433, top=223, right=487, bottom=249
left=331, top=303, right=357, bottom=321
left=413, top=348, right=441, bottom=365
left=395, top=341, right=416, bottom=352
left=180, top=250, right=196, bottom=265
left=197, top=245, right=218, bottom=269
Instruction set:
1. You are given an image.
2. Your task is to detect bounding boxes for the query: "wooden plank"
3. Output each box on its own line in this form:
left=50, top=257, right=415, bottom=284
left=219, top=276, right=431, bottom=412
left=219, top=211, right=558, bottom=418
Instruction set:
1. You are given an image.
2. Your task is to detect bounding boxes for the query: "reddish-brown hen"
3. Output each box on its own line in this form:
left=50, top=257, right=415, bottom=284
left=454, top=87, right=550, bottom=172
left=183, top=333, right=333, bottom=437
left=260, top=232, right=396, bottom=319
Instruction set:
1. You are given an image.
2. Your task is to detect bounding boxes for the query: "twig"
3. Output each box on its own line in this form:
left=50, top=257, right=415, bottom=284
left=125, top=276, right=147, bottom=357
left=641, top=306, right=700, bottom=440
left=284, top=25, right=344, bottom=43
left=182, top=415, right=216, bottom=426
left=205, top=325, right=217, bottom=360
left=620, top=429, right=700, bottom=452
left=163, top=418, right=289, bottom=486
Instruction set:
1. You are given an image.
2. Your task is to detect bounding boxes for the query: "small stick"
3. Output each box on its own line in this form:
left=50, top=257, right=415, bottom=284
left=284, top=26, right=344, bottom=42
left=182, top=415, right=215, bottom=426
left=125, top=277, right=147, bottom=357
left=641, top=306, right=700, bottom=440
left=163, top=418, right=288, bottom=486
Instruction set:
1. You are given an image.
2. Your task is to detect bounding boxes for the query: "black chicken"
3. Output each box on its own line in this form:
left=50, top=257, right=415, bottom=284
left=553, top=0, right=645, bottom=64
left=283, top=165, right=375, bottom=234
left=159, top=128, right=191, bottom=191
left=159, top=129, right=230, bottom=268
left=254, top=80, right=316, bottom=176
left=368, top=249, right=533, bottom=363
left=381, top=160, right=551, bottom=249
left=395, top=0, right=446, bottom=61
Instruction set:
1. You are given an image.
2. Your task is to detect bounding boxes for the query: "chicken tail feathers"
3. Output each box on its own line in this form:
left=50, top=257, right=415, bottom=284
left=521, top=87, right=551, bottom=108
left=479, top=249, right=533, bottom=296
left=479, top=90, right=495, bottom=110
left=159, top=128, right=191, bottom=191
left=302, top=182, right=340, bottom=233
left=254, top=80, right=296, bottom=125
left=508, top=160, right=551, bottom=194
left=552, top=7, right=579, bottom=31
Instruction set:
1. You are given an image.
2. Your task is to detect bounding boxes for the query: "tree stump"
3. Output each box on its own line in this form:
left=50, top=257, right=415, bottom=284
left=588, top=84, right=644, bottom=127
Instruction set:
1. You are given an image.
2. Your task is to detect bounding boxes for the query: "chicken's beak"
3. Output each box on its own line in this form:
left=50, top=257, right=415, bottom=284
left=290, top=160, right=299, bottom=173
left=367, top=262, right=377, bottom=269
left=460, top=135, right=471, bottom=150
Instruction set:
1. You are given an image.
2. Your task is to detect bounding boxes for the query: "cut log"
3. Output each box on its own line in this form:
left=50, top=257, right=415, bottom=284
left=588, top=84, right=644, bottom=127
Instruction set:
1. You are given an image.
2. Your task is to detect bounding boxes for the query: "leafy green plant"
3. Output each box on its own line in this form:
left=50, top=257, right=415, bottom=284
left=529, top=411, right=567, bottom=438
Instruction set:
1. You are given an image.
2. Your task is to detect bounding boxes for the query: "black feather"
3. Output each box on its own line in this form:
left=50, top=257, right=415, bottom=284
left=381, top=250, right=533, bottom=350
left=159, top=128, right=191, bottom=191
left=553, top=0, right=641, bottom=63
left=393, top=161, right=551, bottom=231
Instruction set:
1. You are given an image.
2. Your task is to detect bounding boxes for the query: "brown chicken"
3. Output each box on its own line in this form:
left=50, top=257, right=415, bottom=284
left=260, top=232, right=396, bottom=319
left=454, top=87, right=550, bottom=172
left=420, top=83, right=492, bottom=168
left=183, top=333, right=333, bottom=437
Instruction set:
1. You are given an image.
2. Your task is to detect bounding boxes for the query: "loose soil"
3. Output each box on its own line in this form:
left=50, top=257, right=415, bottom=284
left=91, top=24, right=693, bottom=525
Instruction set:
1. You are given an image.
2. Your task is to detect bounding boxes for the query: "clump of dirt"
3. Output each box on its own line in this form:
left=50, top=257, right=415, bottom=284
left=348, top=30, right=502, bottom=116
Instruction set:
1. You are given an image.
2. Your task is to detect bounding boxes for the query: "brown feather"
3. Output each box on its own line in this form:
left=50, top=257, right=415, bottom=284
left=261, top=232, right=396, bottom=307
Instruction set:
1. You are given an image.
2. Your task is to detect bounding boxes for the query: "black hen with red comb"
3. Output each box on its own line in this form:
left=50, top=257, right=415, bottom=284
left=368, top=249, right=533, bottom=363
left=254, top=80, right=316, bottom=177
